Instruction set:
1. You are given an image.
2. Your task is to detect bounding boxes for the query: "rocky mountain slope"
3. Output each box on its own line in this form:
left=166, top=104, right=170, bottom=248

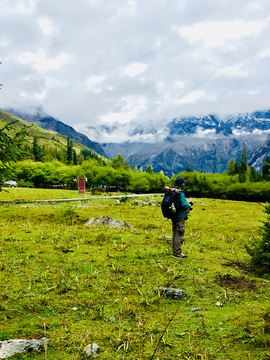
left=248, top=135, right=270, bottom=170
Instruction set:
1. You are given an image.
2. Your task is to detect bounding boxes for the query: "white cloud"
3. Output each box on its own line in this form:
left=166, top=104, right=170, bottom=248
left=86, top=76, right=106, bottom=91
left=39, top=18, right=53, bottom=35
left=259, top=49, right=270, bottom=57
left=177, top=91, right=205, bottom=105
left=123, top=63, right=148, bottom=77
left=179, top=20, right=268, bottom=47
left=100, top=96, right=146, bottom=123
left=116, top=0, right=138, bottom=17
left=18, top=50, right=70, bottom=71
left=219, top=64, right=247, bottom=77
left=175, top=81, right=185, bottom=89
left=2, top=0, right=37, bottom=15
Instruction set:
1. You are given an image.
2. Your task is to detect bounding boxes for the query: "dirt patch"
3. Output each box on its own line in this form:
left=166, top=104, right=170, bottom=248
left=221, top=259, right=250, bottom=274
left=215, top=274, right=257, bottom=291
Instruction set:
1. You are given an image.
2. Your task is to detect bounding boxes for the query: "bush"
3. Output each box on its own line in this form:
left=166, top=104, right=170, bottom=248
left=17, top=180, right=34, bottom=188
left=246, top=203, right=270, bottom=273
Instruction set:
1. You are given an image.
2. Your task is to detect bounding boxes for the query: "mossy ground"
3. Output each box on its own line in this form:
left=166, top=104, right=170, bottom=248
left=0, top=189, right=270, bottom=359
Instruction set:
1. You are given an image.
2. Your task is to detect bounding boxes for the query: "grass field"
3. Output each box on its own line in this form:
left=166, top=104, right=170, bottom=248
left=0, top=187, right=93, bottom=201
left=0, top=189, right=270, bottom=359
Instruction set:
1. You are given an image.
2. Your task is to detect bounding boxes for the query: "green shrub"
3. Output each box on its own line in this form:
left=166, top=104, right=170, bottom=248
left=61, top=207, right=79, bottom=225
left=17, top=180, right=34, bottom=188
left=246, top=203, right=270, bottom=273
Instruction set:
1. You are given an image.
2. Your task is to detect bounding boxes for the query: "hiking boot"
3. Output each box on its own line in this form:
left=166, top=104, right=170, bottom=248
left=173, top=254, right=188, bottom=259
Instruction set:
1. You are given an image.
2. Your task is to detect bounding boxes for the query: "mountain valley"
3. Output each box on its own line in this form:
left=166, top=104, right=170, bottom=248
left=4, top=107, right=270, bottom=176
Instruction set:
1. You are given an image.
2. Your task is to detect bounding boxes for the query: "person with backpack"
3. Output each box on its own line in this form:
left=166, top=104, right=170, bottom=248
left=163, top=177, right=192, bottom=259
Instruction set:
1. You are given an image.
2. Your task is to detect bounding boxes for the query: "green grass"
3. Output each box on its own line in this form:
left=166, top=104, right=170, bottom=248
left=0, top=191, right=270, bottom=359
left=0, top=188, right=107, bottom=201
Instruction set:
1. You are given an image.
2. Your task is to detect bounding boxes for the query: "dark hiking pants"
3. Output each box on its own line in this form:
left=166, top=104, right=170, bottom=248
left=172, top=217, right=185, bottom=256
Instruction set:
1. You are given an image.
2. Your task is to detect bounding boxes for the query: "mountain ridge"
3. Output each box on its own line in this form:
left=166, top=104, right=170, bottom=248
left=4, top=107, right=106, bottom=157
left=0, top=110, right=104, bottom=161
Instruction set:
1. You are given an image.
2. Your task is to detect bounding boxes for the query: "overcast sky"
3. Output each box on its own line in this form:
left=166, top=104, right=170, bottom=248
left=1, top=0, right=270, bottom=135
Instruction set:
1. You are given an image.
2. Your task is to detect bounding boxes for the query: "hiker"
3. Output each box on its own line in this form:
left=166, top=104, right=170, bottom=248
left=165, top=177, right=192, bottom=259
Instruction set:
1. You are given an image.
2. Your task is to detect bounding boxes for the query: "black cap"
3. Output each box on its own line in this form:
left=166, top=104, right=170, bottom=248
left=175, top=177, right=186, bottom=186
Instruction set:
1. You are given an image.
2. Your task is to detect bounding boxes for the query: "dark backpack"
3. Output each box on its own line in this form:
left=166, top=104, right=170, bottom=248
left=161, top=190, right=178, bottom=220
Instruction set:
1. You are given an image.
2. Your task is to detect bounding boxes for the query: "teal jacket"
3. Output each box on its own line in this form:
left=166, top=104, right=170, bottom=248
left=174, top=186, right=190, bottom=219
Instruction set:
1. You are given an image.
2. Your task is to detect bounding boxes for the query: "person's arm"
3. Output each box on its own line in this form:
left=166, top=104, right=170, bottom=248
left=164, top=185, right=181, bottom=194
left=180, top=192, right=191, bottom=209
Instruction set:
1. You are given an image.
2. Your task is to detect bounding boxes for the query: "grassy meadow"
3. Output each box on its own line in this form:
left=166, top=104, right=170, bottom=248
left=0, top=188, right=270, bottom=359
left=0, top=188, right=92, bottom=201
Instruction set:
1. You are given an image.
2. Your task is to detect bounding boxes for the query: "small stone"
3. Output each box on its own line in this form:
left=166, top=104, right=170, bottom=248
left=72, top=307, right=77, bottom=310
left=157, top=287, right=186, bottom=299
left=83, top=343, right=101, bottom=358
left=109, top=317, right=115, bottom=322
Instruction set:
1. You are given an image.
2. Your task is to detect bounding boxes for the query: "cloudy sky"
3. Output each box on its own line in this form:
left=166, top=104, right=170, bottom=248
left=1, top=0, right=270, bottom=136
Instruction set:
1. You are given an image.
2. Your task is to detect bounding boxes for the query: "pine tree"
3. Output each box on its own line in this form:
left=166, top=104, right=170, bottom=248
left=66, top=137, right=73, bottom=165
left=249, top=166, right=259, bottom=182
left=246, top=203, right=270, bottom=273
left=33, top=136, right=41, bottom=162
left=239, top=146, right=248, bottom=183
left=73, top=149, right=77, bottom=165
left=227, top=158, right=237, bottom=175
left=145, top=165, right=153, bottom=173
left=262, top=156, right=270, bottom=180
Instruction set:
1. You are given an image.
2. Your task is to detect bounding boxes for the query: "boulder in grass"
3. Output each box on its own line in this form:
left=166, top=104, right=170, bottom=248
left=83, top=343, right=101, bottom=357
left=157, top=287, right=186, bottom=300
left=85, top=216, right=135, bottom=230
left=0, top=338, right=49, bottom=359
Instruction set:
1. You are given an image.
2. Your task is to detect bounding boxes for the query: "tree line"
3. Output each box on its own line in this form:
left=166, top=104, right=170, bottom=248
left=3, top=152, right=270, bottom=201
left=5, top=156, right=167, bottom=193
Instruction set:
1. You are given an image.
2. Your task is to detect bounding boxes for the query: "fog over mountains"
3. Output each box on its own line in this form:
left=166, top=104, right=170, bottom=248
left=4, top=107, right=270, bottom=177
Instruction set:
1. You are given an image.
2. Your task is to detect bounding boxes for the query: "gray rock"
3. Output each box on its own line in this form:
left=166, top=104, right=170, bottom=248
left=83, top=343, right=101, bottom=357
left=85, top=216, right=135, bottom=230
left=157, top=287, right=186, bottom=299
left=0, top=338, right=49, bottom=359
left=190, top=307, right=207, bottom=312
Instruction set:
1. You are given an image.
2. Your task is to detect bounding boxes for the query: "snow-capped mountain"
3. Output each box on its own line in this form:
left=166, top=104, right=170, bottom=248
left=93, top=111, right=270, bottom=176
